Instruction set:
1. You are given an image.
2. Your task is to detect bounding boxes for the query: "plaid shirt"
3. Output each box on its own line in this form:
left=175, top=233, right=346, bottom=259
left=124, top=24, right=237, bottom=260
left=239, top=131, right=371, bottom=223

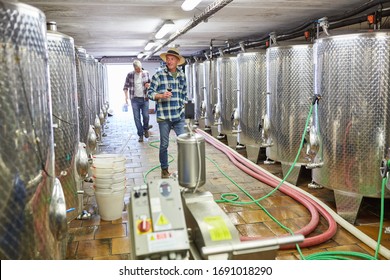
left=148, top=67, right=187, bottom=122
left=123, top=70, right=150, bottom=99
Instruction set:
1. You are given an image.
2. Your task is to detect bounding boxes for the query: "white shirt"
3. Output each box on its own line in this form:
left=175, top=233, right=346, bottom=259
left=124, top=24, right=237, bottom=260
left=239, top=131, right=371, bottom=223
left=134, top=73, right=144, bottom=97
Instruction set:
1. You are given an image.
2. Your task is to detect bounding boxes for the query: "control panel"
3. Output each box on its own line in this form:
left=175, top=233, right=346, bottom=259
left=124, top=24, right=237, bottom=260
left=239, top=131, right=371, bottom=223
left=128, top=178, right=189, bottom=259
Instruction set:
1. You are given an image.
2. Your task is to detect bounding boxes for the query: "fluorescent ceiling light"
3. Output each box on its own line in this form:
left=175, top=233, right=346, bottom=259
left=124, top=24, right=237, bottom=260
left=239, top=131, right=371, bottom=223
left=137, top=52, right=144, bottom=59
left=181, top=0, right=202, bottom=11
left=144, top=41, right=155, bottom=51
left=155, top=20, right=175, bottom=39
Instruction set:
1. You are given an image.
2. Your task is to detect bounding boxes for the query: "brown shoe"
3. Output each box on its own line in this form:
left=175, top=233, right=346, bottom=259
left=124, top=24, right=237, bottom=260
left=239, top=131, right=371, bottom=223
left=138, top=136, right=143, bottom=142
left=161, top=168, right=170, bottom=178
left=144, top=130, right=149, bottom=138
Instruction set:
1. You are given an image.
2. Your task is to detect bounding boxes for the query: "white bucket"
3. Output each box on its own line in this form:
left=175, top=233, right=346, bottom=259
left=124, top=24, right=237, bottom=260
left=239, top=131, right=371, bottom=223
left=95, top=188, right=125, bottom=221
left=93, top=174, right=126, bottom=186
left=92, top=154, right=126, bottom=168
left=91, top=167, right=126, bottom=179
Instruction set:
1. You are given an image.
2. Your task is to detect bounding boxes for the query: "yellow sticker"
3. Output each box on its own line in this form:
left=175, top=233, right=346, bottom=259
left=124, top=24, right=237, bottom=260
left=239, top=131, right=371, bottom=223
left=204, top=216, right=232, bottom=241
left=157, top=213, right=170, bottom=226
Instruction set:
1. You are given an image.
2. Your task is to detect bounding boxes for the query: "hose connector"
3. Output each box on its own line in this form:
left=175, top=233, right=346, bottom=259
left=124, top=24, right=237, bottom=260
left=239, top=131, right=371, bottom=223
left=380, top=159, right=390, bottom=178
left=312, top=94, right=322, bottom=105
left=318, top=17, right=330, bottom=36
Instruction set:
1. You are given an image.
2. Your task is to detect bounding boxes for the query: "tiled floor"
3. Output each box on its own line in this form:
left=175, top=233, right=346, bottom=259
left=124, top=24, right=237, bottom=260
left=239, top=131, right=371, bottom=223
left=66, top=110, right=390, bottom=260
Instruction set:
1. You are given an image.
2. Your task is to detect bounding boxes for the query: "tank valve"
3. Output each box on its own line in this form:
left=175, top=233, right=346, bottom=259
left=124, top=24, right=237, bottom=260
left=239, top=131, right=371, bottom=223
left=306, top=162, right=324, bottom=169
left=379, top=159, right=389, bottom=178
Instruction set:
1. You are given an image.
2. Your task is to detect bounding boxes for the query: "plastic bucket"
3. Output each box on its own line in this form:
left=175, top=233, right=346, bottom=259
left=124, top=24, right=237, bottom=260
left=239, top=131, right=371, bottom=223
left=93, top=175, right=126, bottom=186
left=92, top=154, right=126, bottom=169
left=91, top=167, right=126, bottom=179
left=95, top=188, right=125, bottom=221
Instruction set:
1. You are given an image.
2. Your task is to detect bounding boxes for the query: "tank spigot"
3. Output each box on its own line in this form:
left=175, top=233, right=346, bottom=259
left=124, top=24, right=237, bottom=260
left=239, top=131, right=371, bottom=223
left=306, top=162, right=324, bottom=169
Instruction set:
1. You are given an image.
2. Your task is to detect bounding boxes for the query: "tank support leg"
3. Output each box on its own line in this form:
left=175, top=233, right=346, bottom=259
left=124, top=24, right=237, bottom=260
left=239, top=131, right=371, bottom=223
left=333, top=190, right=363, bottom=224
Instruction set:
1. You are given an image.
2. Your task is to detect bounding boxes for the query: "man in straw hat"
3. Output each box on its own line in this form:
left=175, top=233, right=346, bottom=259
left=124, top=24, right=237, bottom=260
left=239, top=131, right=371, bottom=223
left=123, top=59, right=151, bottom=142
left=148, top=48, right=187, bottom=178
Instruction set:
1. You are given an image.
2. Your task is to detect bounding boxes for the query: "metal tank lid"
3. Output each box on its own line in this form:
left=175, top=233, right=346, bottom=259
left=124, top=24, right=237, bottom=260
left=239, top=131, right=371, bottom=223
left=177, top=132, right=204, bottom=142
left=267, top=41, right=313, bottom=50
left=315, top=29, right=390, bottom=42
left=46, top=21, right=74, bottom=42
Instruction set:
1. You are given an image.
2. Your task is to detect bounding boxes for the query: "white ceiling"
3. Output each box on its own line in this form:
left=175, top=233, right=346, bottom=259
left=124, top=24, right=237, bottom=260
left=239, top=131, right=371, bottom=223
left=21, top=0, right=381, bottom=59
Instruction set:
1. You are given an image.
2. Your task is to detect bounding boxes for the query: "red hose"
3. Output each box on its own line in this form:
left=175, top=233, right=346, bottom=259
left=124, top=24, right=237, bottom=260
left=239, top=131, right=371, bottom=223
left=196, top=129, right=337, bottom=249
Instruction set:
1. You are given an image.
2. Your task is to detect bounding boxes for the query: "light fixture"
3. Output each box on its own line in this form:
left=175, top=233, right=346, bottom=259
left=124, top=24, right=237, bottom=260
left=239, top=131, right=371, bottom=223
left=181, top=0, right=202, bottom=11
left=144, top=40, right=155, bottom=51
left=137, top=52, right=144, bottom=59
left=155, top=20, right=175, bottom=39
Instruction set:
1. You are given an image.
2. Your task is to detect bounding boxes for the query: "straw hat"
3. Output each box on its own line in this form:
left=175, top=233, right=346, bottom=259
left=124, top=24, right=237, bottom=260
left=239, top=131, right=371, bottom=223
left=160, top=48, right=185, bottom=65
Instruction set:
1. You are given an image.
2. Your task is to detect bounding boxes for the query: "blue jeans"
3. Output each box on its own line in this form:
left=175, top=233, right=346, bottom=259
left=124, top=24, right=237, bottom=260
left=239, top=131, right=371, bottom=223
left=158, top=117, right=185, bottom=170
left=131, top=97, right=149, bottom=137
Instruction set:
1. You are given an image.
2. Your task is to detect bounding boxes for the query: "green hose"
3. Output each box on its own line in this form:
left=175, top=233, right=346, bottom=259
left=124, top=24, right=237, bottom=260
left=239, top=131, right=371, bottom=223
left=144, top=139, right=174, bottom=184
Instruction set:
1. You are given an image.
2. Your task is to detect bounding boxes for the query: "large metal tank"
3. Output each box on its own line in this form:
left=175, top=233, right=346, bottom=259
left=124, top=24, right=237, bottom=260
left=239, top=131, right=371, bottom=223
left=266, top=44, right=313, bottom=184
left=47, top=22, right=82, bottom=222
left=86, top=54, right=98, bottom=130
left=203, top=59, right=217, bottom=129
left=312, top=32, right=390, bottom=223
left=192, top=61, right=204, bottom=123
left=0, top=1, right=62, bottom=259
left=75, top=46, right=90, bottom=144
left=216, top=56, right=238, bottom=146
left=185, top=64, right=193, bottom=100
left=86, top=54, right=100, bottom=152
left=237, top=51, right=267, bottom=162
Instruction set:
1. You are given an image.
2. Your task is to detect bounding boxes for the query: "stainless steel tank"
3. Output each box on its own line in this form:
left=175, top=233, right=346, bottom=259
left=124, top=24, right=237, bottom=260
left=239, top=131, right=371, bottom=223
left=86, top=54, right=97, bottom=129
left=203, top=59, right=217, bottom=129
left=75, top=46, right=90, bottom=144
left=266, top=44, right=313, bottom=184
left=216, top=56, right=238, bottom=145
left=177, top=132, right=206, bottom=189
left=237, top=51, right=267, bottom=162
left=0, top=2, right=61, bottom=259
left=47, top=22, right=82, bottom=222
left=312, top=32, right=390, bottom=223
left=192, top=62, right=204, bottom=123
left=185, top=64, right=193, bottom=100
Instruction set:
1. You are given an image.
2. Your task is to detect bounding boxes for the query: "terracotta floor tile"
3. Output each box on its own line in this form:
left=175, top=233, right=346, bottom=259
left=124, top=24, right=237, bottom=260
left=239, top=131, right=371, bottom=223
left=266, top=207, right=301, bottom=221
left=275, top=253, right=300, bottom=260
left=82, top=214, right=105, bottom=227
left=95, top=223, right=127, bottom=239
left=325, top=244, right=372, bottom=259
left=227, top=212, right=246, bottom=225
left=356, top=242, right=387, bottom=260
left=93, top=254, right=130, bottom=260
left=332, top=226, right=361, bottom=246
left=73, top=226, right=98, bottom=241
left=76, top=239, right=111, bottom=258
left=356, top=223, right=390, bottom=248
left=69, top=219, right=83, bottom=228
left=236, top=222, right=276, bottom=238
left=112, top=237, right=131, bottom=254
left=262, top=195, right=297, bottom=207
left=238, top=209, right=274, bottom=223
left=65, top=241, right=78, bottom=259
left=218, top=202, right=255, bottom=213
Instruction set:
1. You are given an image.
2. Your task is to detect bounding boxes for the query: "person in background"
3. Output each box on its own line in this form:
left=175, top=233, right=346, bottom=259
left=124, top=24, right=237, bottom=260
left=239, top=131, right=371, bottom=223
left=123, top=60, right=151, bottom=142
left=148, top=48, right=187, bottom=178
